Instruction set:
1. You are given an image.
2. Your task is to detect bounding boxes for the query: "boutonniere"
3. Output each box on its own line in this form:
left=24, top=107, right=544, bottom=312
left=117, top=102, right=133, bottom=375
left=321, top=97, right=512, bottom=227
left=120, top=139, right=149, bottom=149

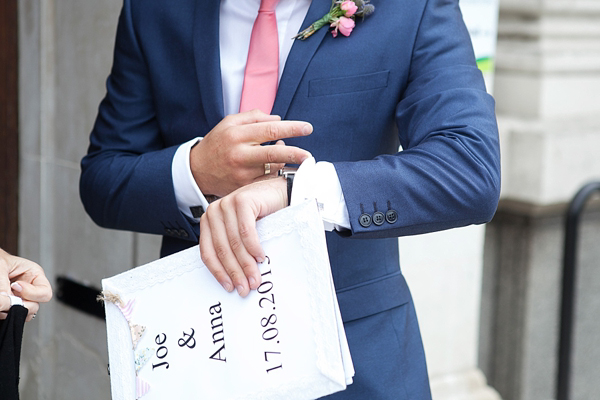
left=294, top=0, right=375, bottom=40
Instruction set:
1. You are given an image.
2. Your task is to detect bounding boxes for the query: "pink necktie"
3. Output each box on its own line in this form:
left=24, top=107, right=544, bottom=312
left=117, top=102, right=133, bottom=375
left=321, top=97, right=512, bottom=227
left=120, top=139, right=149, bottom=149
left=239, top=0, right=279, bottom=114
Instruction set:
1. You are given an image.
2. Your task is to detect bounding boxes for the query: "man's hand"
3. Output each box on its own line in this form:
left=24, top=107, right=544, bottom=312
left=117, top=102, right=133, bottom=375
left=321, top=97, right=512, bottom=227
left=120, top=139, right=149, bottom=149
left=0, top=248, right=53, bottom=321
left=191, top=109, right=312, bottom=197
left=199, top=177, right=288, bottom=297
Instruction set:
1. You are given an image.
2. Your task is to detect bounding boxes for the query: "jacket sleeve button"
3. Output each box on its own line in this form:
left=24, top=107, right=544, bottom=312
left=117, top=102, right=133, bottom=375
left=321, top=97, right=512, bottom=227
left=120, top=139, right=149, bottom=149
left=386, top=210, right=398, bottom=224
left=373, top=211, right=385, bottom=226
left=359, top=213, right=372, bottom=228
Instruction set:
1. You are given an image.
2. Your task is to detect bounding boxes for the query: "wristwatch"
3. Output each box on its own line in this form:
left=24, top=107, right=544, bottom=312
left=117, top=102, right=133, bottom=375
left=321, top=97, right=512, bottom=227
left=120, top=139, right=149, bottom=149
left=277, top=167, right=298, bottom=206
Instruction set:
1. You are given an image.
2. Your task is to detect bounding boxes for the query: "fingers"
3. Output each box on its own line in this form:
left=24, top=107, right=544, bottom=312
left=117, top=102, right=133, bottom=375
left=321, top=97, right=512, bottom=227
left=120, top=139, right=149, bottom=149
left=0, top=253, right=11, bottom=295
left=201, top=198, right=262, bottom=298
left=258, top=141, right=286, bottom=178
left=238, top=120, right=313, bottom=177
left=199, top=180, right=287, bottom=298
left=8, top=255, right=53, bottom=303
left=251, top=143, right=312, bottom=168
left=207, top=205, right=252, bottom=297
left=0, top=292, right=41, bottom=322
left=239, top=119, right=313, bottom=144
left=0, top=293, right=10, bottom=314
left=0, top=274, right=10, bottom=299
left=11, top=277, right=53, bottom=303
left=248, top=140, right=311, bottom=181
left=0, top=250, right=49, bottom=322
left=267, top=162, right=286, bottom=176
left=190, top=114, right=311, bottom=197
left=200, top=215, right=233, bottom=293
left=256, top=163, right=285, bottom=180
left=233, top=195, right=266, bottom=263
left=254, top=141, right=307, bottom=181
left=22, top=300, right=40, bottom=322
left=218, top=210, right=259, bottom=295
left=227, top=109, right=282, bottom=125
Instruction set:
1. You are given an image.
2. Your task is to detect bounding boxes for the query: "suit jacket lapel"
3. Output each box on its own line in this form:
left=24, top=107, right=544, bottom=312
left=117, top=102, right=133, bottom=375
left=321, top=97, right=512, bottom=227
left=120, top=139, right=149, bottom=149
left=192, top=0, right=330, bottom=123
left=193, top=0, right=225, bottom=129
left=271, top=0, right=331, bottom=118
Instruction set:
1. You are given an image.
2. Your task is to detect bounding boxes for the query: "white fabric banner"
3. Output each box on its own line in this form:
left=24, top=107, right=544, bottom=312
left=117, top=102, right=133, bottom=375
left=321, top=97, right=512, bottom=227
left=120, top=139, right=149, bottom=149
left=103, top=200, right=354, bottom=400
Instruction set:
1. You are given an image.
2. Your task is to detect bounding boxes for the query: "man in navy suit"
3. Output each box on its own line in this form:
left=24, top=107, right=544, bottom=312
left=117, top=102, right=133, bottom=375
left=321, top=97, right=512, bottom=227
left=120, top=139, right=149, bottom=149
left=81, top=0, right=500, bottom=398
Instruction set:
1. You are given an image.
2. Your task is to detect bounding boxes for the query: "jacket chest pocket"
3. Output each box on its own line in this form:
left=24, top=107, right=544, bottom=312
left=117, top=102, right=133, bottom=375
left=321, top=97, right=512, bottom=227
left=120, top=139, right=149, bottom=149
left=308, top=70, right=390, bottom=97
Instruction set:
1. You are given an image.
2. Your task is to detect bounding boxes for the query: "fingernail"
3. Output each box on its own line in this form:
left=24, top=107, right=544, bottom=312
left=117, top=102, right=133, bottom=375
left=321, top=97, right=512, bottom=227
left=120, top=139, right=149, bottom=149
left=248, top=277, right=256, bottom=287
left=11, top=282, right=22, bottom=292
left=256, top=256, right=265, bottom=263
left=236, top=285, right=245, bottom=295
left=302, top=124, right=312, bottom=135
left=221, top=282, right=232, bottom=292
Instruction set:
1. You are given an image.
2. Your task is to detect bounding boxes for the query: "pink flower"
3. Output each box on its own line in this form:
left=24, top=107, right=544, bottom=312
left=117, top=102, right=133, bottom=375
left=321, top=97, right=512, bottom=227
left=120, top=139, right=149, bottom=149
left=330, top=17, right=355, bottom=38
left=340, top=1, right=358, bottom=17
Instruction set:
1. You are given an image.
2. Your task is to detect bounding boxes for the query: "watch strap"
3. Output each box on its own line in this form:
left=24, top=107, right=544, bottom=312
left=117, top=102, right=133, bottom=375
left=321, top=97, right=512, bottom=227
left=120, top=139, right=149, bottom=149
left=286, top=173, right=294, bottom=206
left=278, top=167, right=297, bottom=206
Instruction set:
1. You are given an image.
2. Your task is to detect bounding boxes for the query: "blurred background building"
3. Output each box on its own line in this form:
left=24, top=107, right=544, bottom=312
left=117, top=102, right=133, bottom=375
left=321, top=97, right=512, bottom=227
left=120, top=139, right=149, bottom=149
left=0, top=0, right=598, bottom=399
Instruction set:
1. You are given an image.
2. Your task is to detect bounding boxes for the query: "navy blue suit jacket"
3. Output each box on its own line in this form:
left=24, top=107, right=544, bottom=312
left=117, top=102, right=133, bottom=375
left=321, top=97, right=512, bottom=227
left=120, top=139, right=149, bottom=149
left=81, top=0, right=500, bottom=398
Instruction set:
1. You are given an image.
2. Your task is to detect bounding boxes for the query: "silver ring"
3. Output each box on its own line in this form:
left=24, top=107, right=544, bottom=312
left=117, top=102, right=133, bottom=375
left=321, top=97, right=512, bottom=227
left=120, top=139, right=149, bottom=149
left=264, top=163, right=271, bottom=175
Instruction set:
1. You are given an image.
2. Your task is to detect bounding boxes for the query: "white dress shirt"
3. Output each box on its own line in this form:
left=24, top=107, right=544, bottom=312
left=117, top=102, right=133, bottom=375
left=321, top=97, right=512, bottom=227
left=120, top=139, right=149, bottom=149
left=171, top=0, right=350, bottom=230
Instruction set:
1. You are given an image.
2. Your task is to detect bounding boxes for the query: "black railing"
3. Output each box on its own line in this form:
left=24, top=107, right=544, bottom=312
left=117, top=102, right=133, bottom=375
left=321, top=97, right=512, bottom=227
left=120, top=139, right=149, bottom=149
left=557, top=181, right=600, bottom=400
left=55, top=276, right=105, bottom=319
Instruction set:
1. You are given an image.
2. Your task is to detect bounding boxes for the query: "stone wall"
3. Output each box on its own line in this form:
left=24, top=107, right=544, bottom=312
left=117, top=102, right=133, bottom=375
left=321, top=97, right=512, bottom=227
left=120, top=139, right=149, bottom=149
left=18, top=2, right=160, bottom=399
left=479, top=0, right=600, bottom=399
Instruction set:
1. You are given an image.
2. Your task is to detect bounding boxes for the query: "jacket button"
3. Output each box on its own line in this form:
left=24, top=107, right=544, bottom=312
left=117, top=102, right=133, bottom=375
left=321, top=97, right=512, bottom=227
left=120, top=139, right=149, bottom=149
left=373, top=211, right=385, bottom=226
left=359, top=213, right=372, bottom=228
left=386, top=210, right=398, bottom=224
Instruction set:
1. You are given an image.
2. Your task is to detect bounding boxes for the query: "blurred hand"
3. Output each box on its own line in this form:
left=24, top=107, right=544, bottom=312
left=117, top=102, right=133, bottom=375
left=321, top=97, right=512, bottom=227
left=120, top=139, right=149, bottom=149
left=190, top=109, right=312, bottom=197
left=0, top=248, right=53, bottom=321
left=199, top=177, right=288, bottom=297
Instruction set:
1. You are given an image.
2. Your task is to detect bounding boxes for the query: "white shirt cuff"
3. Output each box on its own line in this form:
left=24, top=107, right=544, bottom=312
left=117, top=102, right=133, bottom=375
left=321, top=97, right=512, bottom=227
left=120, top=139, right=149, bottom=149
left=290, top=157, right=350, bottom=231
left=172, top=137, right=209, bottom=222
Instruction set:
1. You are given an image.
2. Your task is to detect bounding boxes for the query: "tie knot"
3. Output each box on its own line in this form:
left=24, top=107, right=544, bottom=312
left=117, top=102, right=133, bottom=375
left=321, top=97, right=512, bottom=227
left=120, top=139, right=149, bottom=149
left=259, top=0, right=278, bottom=12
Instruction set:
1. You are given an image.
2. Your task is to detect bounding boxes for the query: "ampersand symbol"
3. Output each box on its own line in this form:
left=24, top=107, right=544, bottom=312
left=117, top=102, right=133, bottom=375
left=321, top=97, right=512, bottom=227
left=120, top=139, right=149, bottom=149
left=178, top=328, right=196, bottom=349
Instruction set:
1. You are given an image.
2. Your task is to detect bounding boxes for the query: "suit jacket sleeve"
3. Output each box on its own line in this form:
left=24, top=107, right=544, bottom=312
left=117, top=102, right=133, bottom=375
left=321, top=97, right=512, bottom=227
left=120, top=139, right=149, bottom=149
left=333, top=0, right=501, bottom=238
left=79, top=0, right=197, bottom=241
